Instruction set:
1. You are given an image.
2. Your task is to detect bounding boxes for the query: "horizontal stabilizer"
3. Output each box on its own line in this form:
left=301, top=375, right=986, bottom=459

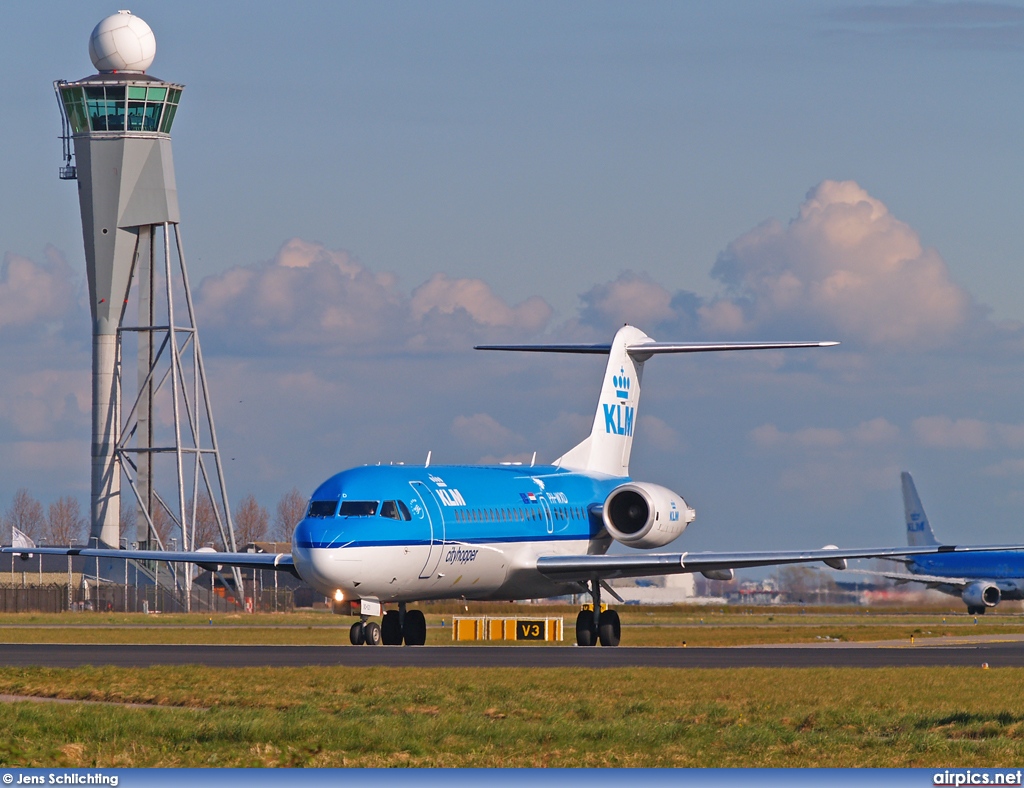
left=481, top=325, right=838, bottom=478
left=476, top=340, right=839, bottom=357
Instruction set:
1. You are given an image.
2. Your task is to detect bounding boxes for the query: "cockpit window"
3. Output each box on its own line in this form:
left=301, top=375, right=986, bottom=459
left=307, top=500, right=338, bottom=518
left=380, top=500, right=413, bottom=521
left=340, top=500, right=379, bottom=517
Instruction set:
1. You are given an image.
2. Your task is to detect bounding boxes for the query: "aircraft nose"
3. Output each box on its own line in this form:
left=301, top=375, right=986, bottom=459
left=293, top=517, right=314, bottom=549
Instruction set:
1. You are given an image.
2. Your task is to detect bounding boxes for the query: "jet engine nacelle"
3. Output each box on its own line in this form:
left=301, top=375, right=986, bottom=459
left=602, top=482, right=695, bottom=549
left=962, top=581, right=1000, bottom=609
left=193, top=546, right=223, bottom=573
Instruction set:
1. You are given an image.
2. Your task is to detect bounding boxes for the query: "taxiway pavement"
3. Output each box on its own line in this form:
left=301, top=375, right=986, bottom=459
left=0, top=642, right=1020, bottom=668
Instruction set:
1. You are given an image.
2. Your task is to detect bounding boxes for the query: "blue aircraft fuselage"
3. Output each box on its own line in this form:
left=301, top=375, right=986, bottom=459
left=910, top=552, right=1024, bottom=582
left=291, top=464, right=622, bottom=603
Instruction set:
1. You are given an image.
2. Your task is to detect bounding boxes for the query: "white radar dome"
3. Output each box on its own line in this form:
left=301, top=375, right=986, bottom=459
left=89, top=11, right=156, bottom=73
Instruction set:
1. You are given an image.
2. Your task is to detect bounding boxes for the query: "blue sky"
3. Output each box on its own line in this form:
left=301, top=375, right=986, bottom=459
left=4, top=2, right=1024, bottom=553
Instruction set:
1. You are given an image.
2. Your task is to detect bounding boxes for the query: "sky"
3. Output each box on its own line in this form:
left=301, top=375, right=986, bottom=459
left=4, top=1, right=1024, bottom=554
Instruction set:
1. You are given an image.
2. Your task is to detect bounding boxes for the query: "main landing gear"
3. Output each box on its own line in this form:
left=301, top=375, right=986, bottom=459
left=575, top=578, right=621, bottom=647
left=967, top=606, right=987, bottom=616
left=350, top=602, right=428, bottom=646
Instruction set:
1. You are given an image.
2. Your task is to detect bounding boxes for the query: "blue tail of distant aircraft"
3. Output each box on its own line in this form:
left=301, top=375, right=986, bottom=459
left=902, top=471, right=939, bottom=546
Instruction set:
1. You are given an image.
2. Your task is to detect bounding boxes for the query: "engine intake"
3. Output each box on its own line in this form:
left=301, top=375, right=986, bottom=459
left=602, top=481, right=695, bottom=549
left=962, top=581, right=1000, bottom=609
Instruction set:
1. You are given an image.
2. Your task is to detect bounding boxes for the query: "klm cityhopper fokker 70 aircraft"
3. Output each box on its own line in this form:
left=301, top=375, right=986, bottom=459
left=9, top=326, right=1024, bottom=646
left=869, top=472, right=1024, bottom=615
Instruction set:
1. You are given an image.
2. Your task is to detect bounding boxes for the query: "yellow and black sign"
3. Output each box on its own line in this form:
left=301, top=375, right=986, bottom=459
left=452, top=615, right=563, bottom=642
left=515, top=620, right=546, bottom=640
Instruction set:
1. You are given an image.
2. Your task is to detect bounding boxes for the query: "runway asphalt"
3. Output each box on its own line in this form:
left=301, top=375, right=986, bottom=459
left=0, top=642, right=1021, bottom=668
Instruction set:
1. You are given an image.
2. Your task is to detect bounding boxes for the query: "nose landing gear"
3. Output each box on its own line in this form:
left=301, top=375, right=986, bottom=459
left=351, top=602, right=428, bottom=646
left=350, top=620, right=382, bottom=645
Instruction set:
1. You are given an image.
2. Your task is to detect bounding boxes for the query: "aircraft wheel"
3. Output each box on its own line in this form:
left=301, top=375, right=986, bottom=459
left=598, top=609, right=621, bottom=647
left=575, top=610, right=597, bottom=647
left=363, top=621, right=382, bottom=645
left=404, top=609, right=427, bottom=646
left=349, top=621, right=365, bottom=645
left=381, top=611, right=403, bottom=645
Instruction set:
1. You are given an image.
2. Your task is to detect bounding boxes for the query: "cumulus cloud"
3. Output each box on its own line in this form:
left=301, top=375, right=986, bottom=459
left=704, top=180, right=973, bottom=347
left=981, top=459, right=1024, bottom=478
left=0, top=247, right=79, bottom=332
left=577, top=273, right=680, bottom=329
left=0, top=440, right=87, bottom=476
left=412, top=274, right=550, bottom=331
left=911, top=416, right=1024, bottom=451
left=571, top=181, right=977, bottom=351
left=636, top=414, right=681, bottom=453
left=0, top=371, right=88, bottom=438
left=196, top=238, right=552, bottom=354
left=747, top=418, right=904, bottom=508
left=451, top=413, right=524, bottom=451
left=751, top=417, right=900, bottom=450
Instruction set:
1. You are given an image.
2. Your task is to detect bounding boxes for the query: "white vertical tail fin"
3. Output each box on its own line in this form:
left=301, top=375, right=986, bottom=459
left=902, top=471, right=940, bottom=546
left=475, top=327, right=837, bottom=479
left=554, top=325, right=651, bottom=477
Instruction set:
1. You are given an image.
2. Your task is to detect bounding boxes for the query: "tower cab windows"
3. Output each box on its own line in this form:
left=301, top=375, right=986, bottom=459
left=58, top=83, right=182, bottom=135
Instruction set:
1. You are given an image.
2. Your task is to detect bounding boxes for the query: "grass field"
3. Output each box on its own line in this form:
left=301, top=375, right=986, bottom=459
left=0, top=605, right=1020, bottom=646
left=1, top=666, right=1024, bottom=767
left=1, top=605, right=1024, bottom=767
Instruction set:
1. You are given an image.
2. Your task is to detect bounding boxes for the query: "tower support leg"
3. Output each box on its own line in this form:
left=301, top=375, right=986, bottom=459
left=91, top=331, right=120, bottom=547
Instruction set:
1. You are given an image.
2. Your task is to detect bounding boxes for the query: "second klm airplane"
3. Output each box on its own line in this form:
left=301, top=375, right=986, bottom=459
left=10, top=326, right=1022, bottom=646
left=875, top=472, right=1024, bottom=615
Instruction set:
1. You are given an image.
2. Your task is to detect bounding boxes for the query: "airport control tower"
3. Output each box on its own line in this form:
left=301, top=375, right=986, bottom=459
left=55, top=12, right=239, bottom=577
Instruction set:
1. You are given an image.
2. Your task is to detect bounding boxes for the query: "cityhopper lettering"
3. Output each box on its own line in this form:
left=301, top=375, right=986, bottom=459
left=445, top=547, right=479, bottom=565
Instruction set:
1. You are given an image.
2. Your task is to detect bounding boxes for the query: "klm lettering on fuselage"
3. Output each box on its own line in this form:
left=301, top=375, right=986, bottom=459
left=603, top=402, right=634, bottom=436
left=428, top=474, right=466, bottom=507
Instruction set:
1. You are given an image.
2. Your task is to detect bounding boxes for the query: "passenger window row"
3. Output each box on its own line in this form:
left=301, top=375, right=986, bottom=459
left=305, top=500, right=588, bottom=524
left=452, top=505, right=588, bottom=523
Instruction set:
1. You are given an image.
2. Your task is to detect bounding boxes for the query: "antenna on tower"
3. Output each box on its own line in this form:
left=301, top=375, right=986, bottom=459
left=53, top=81, right=76, bottom=180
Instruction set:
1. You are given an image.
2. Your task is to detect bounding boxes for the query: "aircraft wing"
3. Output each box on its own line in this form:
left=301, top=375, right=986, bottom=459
left=842, top=566, right=970, bottom=589
left=535, top=543, right=1024, bottom=582
left=0, top=546, right=299, bottom=577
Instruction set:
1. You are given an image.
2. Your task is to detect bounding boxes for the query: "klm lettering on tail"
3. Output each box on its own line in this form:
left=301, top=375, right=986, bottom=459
left=604, top=367, right=635, bottom=436
left=603, top=403, right=635, bottom=436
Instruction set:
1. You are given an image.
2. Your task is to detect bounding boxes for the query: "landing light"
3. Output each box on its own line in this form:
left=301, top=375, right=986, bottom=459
left=334, top=589, right=344, bottom=602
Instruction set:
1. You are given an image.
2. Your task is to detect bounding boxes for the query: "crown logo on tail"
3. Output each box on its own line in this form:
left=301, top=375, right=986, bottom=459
left=613, top=368, right=631, bottom=399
